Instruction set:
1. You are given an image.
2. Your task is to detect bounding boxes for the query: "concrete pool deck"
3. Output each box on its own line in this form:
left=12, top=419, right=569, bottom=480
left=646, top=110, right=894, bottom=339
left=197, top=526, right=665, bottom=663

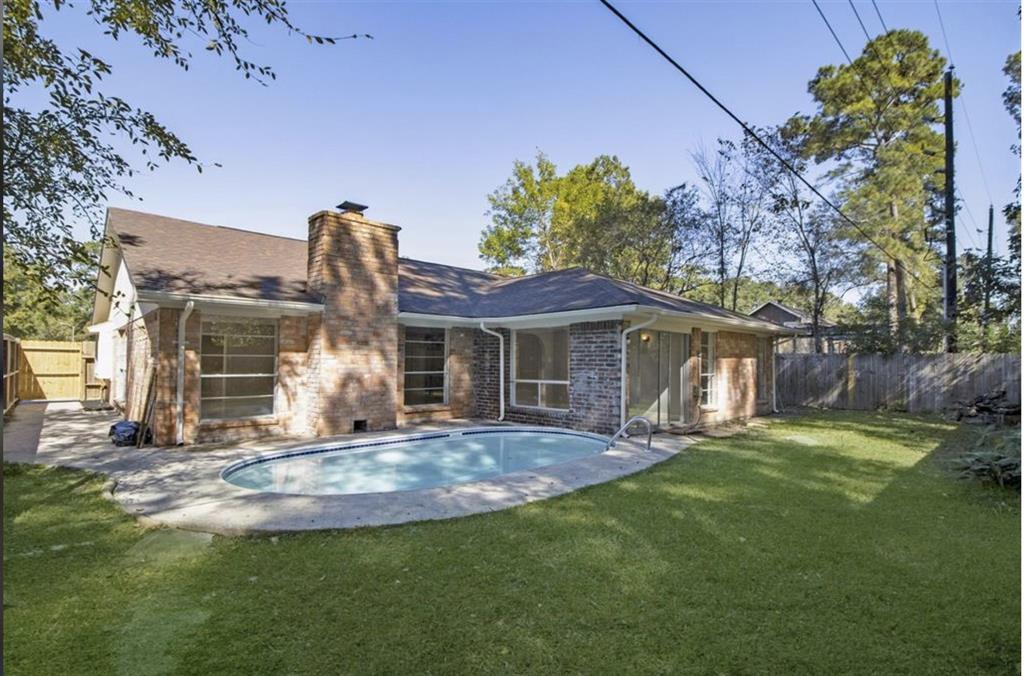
left=3, top=402, right=700, bottom=535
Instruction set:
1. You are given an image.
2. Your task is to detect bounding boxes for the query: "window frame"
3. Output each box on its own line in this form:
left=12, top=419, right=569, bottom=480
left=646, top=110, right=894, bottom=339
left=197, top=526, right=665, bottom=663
left=699, top=331, right=717, bottom=409
left=511, top=327, right=571, bottom=411
left=199, top=318, right=278, bottom=422
left=402, top=326, right=449, bottom=408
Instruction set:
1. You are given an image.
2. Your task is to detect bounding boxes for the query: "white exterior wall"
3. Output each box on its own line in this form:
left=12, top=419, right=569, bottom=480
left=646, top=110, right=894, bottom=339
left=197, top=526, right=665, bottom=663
left=92, top=255, right=138, bottom=382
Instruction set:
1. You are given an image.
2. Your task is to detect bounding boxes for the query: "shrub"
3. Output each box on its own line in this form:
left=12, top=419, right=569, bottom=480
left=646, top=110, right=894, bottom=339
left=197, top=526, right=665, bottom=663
left=952, top=427, right=1022, bottom=490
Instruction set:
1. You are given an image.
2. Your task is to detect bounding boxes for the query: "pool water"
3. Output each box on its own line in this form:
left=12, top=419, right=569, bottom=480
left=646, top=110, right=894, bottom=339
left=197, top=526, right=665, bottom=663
left=222, top=429, right=609, bottom=496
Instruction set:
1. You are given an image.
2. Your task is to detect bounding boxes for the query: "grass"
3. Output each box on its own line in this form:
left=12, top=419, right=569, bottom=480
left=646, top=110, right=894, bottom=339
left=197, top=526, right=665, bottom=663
left=3, top=411, right=1020, bottom=675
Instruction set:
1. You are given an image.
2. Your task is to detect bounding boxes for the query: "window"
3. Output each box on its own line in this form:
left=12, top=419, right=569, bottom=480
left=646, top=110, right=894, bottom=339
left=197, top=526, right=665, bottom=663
left=200, top=319, right=277, bottom=420
left=513, top=328, right=569, bottom=409
left=756, top=337, right=770, bottom=401
left=404, top=327, right=447, bottom=406
left=699, top=331, right=716, bottom=407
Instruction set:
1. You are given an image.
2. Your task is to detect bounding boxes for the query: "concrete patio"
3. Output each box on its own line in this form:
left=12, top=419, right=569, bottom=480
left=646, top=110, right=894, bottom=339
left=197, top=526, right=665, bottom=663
left=3, top=402, right=697, bottom=535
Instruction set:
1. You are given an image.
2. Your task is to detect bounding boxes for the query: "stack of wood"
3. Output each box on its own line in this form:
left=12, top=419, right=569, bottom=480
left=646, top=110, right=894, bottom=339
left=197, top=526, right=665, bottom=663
left=945, top=388, right=1022, bottom=425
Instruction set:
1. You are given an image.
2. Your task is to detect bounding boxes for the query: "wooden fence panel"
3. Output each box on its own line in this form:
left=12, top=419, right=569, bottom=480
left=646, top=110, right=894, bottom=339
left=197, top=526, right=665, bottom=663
left=3, top=336, right=21, bottom=414
left=18, top=340, right=84, bottom=401
left=776, top=353, right=1021, bottom=412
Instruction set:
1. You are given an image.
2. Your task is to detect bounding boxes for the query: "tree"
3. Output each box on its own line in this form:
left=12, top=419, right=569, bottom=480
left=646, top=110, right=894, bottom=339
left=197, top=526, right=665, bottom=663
left=691, top=136, right=770, bottom=311
left=3, top=244, right=98, bottom=340
left=479, top=152, right=561, bottom=275
left=655, top=183, right=714, bottom=295
left=3, top=0, right=362, bottom=297
left=480, top=153, right=670, bottom=281
left=958, top=249, right=1020, bottom=353
left=749, top=127, right=862, bottom=352
left=691, top=143, right=734, bottom=308
left=1003, top=50, right=1021, bottom=270
left=791, top=30, right=950, bottom=347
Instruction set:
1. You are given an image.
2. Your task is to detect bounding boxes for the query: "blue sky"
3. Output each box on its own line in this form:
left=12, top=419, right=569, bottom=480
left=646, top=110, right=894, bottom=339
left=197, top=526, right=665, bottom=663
left=42, top=0, right=1022, bottom=265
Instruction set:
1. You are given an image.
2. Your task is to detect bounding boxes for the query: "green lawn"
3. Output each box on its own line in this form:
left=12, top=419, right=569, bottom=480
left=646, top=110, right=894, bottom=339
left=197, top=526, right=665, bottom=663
left=4, top=412, right=1020, bottom=675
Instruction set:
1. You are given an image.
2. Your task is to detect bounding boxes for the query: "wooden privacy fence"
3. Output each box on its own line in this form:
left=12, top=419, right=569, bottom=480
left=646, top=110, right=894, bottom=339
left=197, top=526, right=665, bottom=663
left=15, top=340, right=103, bottom=402
left=3, top=335, right=22, bottom=414
left=776, top=353, right=1022, bottom=413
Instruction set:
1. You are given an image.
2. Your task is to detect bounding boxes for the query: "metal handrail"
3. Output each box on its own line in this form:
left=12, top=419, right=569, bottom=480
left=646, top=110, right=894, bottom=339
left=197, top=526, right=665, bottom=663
left=606, top=416, right=653, bottom=451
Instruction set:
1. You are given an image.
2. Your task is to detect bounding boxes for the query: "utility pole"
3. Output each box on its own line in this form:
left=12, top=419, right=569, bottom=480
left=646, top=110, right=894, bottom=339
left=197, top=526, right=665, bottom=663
left=982, top=204, right=995, bottom=348
left=943, top=67, right=958, bottom=353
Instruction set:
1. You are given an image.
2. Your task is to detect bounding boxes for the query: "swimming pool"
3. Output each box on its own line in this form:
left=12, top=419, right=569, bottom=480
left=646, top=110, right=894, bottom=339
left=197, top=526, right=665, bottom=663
left=221, top=427, right=610, bottom=496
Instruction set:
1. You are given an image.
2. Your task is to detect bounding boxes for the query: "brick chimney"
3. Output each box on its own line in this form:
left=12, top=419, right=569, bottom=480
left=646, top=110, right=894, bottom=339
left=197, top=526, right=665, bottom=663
left=306, top=202, right=401, bottom=434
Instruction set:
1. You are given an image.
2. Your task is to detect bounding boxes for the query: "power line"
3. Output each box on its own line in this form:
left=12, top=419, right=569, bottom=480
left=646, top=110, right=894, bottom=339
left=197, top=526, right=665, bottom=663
left=808, top=1, right=947, bottom=282
left=955, top=186, right=984, bottom=251
left=932, top=0, right=996, bottom=205
left=871, top=0, right=889, bottom=33
left=812, top=0, right=853, bottom=64
left=958, top=103, right=996, bottom=205
left=848, top=0, right=873, bottom=41
left=863, top=0, right=984, bottom=256
left=597, top=0, right=935, bottom=290
left=932, top=0, right=956, bottom=65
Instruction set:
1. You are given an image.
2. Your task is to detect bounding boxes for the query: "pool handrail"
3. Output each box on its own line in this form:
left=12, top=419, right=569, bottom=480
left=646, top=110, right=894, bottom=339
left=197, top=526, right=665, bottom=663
left=607, top=416, right=653, bottom=451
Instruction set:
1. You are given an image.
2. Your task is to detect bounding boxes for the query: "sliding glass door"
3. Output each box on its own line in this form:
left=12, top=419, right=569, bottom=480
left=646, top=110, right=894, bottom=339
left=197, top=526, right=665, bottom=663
left=627, top=330, right=691, bottom=427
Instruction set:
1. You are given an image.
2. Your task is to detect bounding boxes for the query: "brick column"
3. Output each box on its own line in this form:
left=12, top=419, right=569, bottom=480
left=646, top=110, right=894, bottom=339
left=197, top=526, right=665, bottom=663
left=306, top=209, right=401, bottom=435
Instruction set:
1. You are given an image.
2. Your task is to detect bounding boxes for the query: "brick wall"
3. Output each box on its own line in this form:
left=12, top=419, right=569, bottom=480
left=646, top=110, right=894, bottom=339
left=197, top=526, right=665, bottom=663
left=122, top=307, right=178, bottom=446
left=696, top=329, right=773, bottom=426
left=472, top=321, right=623, bottom=435
left=124, top=309, right=156, bottom=422
left=276, top=315, right=310, bottom=435
left=305, top=210, right=400, bottom=435
left=125, top=308, right=315, bottom=446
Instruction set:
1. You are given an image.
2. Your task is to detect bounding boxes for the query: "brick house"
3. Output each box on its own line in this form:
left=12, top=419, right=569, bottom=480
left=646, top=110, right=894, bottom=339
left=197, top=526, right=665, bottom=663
left=90, top=203, right=786, bottom=446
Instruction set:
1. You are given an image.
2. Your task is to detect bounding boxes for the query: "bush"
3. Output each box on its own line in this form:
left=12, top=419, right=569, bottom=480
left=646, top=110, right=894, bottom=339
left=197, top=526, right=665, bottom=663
left=952, top=427, right=1022, bottom=490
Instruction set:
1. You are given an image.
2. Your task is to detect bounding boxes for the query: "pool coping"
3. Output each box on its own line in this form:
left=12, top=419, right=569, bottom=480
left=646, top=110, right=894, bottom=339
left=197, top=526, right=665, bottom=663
left=122, top=429, right=691, bottom=535
left=17, top=405, right=698, bottom=535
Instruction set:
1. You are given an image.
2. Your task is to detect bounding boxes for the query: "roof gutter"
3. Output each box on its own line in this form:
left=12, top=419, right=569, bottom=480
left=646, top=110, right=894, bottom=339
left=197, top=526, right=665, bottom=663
left=137, top=290, right=323, bottom=315
left=399, top=306, right=786, bottom=335
left=399, top=305, right=642, bottom=328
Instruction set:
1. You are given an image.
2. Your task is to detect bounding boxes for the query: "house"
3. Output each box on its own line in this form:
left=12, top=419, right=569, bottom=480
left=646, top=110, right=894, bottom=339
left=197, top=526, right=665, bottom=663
left=89, top=203, right=787, bottom=446
left=748, top=300, right=849, bottom=354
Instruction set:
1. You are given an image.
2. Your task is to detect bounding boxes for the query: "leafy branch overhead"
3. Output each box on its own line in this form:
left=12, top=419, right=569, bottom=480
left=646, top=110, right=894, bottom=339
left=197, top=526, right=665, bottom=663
left=2, top=0, right=364, bottom=298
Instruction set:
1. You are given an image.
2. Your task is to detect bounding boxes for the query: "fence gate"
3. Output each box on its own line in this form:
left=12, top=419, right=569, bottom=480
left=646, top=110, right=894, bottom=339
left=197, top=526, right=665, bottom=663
left=17, top=340, right=85, bottom=401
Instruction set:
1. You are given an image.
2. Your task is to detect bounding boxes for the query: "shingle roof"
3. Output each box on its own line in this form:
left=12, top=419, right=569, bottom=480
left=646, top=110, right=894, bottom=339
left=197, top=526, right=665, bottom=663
left=107, top=208, right=779, bottom=328
left=108, top=207, right=316, bottom=303
left=402, top=264, right=769, bottom=324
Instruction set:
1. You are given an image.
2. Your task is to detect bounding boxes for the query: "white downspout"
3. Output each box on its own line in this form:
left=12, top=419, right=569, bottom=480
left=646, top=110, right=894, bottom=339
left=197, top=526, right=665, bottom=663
left=176, top=301, right=195, bottom=445
left=620, top=315, right=658, bottom=427
left=479, top=322, right=505, bottom=421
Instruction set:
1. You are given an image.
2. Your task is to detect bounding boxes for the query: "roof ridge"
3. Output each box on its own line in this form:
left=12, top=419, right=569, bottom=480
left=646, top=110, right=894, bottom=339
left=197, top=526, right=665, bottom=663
left=399, top=257, right=499, bottom=278
left=109, top=207, right=307, bottom=244
left=603, top=272, right=779, bottom=323
left=751, top=299, right=810, bottom=319
left=488, top=266, right=589, bottom=287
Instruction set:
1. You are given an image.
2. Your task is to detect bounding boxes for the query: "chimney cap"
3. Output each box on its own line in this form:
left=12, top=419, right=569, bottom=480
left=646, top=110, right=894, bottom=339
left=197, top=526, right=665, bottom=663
left=337, top=200, right=369, bottom=214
